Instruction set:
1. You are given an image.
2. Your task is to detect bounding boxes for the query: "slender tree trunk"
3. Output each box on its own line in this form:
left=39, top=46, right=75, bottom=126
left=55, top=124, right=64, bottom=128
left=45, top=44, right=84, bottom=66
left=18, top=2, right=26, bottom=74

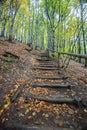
left=51, top=3, right=55, bottom=51
left=28, top=0, right=32, bottom=45
left=57, top=0, right=61, bottom=51
left=77, top=25, right=81, bottom=62
left=31, top=4, right=34, bottom=44
left=35, top=1, right=39, bottom=48
left=1, top=19, right=6, bottom=37
left=36, top=18, right=39, bottom=47
left=62, top=8, right=65, bottom=52
left=41, top=32, right=44, bottom=49
left=9, top=10, right=18, bottom=42
left=47, top=21, right=51, bottom=49
left=80, top=0, right=87, bottom=66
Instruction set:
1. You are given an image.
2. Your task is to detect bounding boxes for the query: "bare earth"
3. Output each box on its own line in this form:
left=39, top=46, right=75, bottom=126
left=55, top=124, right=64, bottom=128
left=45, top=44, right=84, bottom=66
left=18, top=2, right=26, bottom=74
left=0, top=38, right=87, bottom=130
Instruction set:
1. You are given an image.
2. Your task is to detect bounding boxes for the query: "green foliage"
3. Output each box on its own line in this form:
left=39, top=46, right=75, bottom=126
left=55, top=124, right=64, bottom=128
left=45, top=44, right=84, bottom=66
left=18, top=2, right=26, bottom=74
left=0, top=0, right=86, bottom=57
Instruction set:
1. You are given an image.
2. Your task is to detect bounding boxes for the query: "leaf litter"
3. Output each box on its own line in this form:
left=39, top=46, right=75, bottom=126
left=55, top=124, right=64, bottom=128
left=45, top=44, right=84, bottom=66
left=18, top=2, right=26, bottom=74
left=0, top=38, right=87, bottom=129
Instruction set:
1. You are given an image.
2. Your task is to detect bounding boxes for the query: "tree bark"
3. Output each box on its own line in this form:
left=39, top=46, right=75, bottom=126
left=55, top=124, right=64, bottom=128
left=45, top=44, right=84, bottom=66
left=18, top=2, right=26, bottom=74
left=80, top=0, right=87, bottom=66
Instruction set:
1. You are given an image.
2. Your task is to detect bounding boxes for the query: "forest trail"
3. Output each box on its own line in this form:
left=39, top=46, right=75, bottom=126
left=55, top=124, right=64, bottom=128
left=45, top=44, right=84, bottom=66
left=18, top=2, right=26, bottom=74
left=0, top=38, right=87, bottom=130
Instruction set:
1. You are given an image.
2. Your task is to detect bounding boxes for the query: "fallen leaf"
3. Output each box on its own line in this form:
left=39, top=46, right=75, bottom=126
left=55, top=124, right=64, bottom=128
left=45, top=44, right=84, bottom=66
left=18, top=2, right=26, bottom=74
left=68, top=109, right=74, bottom=115
left=32, top=112, right=36, bottom=116
left=2, top=118, right=8, bottom=123
left=57, top=122, right=63, bottom=127
left=25, top=109, right=29, bottom=114
left=84, top=109, right=87, bottom=112
left=41, top=122, right=45, bottom=125
left=45, top=114, right=49, bottom=118
left=34, top=121, right=41, bottom=125
left=42, top=113, right=49, bottom=118
left=16, top=107, right=20, bottom=111
left=28, top=116, right=32, bottom=119
left=19, top=113, right=24, bottom=117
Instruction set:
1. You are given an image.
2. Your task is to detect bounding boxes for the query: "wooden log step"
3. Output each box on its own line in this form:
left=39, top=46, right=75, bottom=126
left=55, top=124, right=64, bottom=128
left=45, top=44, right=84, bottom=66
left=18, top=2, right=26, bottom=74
left=35, top=76, right=68, bottom=80
left=3, top=51, right=19, bottom=59
left=32, top=67, right=58, bottom=70
left=38, top=60, right=55, bottom=65
left=39, top=55, right=48, bottom=57
left=39, top=52, right=47, bottom=55
left=36, top=58, right=52, bottom=61
left=10, top=81, right=27, bottom=102
left=38, top=62, right=56, bottom=65
left=38, top=61, right=55, bottom=64
left=25, top=93, right=81, bottom=104
left=32, top=83, right=71, bottom=88
left=34, top=51, right=47, bottom=54
left=25, top=48, right=33, bottom=52
left=32, top=52, right=47, bottom=56
left=4, top=123, right=80, bottom=130
left=36, top=54, right=48, bottom=57
left=39, top=65, right=58, bottom=67
left=36, top=57, right=50, bottom=59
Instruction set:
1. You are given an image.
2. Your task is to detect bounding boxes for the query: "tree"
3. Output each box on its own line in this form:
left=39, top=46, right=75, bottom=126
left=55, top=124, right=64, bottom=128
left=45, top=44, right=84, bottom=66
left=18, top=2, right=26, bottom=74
left=79, top=0, right=87, bottom=66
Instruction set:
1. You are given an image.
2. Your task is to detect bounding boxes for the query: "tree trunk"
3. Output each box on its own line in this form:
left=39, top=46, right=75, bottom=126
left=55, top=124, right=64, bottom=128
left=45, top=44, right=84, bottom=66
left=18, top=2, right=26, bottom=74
left=1, top=19, right=6, bottom=37
left=51, top=3, right=55, bottom=51
left=28, top=0, right=32, bottom=45
left=80, top=0, right=87, bottom=66
left=8, top=11, right=17, bottom=42
left=35, top=1, right=39, bottom=48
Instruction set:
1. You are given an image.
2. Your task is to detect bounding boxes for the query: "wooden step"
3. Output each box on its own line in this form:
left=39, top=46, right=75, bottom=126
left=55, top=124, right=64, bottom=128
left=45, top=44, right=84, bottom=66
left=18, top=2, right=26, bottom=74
left=39, top=52, right=47, bottom=55
left=5, top=123, right=80, bottom=130
left=36, top=54, right=48, bottom=57
left=38, top=63, right=58, bottom=67
left=32, top=52, right=47, bottom=56
left=35, top=76, right=68, bottom=80
left=10, top=81, right=27, bottom=102
left=25, top=93, right=81, bottom=104
left=32, top=83, right=71, bottom=88
left=38, top=62, right=57, bottom=65
left=39, top=65, right=58, bottom=67
left=38, top=60, right=57, bottom=65
left=38, top=54, right=48, bottom=57
left=32, top=67, right=58, bottom=70
left=36, top=58, right=52, bottom=61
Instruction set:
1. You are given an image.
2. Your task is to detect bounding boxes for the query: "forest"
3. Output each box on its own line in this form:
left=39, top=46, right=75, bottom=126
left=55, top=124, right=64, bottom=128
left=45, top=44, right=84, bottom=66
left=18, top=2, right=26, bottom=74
left=0, top=0, right=87, bottom=54
left=0, top=0, right=87, bottom=130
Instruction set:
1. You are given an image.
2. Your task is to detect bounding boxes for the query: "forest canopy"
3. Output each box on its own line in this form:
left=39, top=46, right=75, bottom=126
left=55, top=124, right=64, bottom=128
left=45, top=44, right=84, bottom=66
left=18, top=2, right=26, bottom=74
left=0, top=0, right=87, bottom=57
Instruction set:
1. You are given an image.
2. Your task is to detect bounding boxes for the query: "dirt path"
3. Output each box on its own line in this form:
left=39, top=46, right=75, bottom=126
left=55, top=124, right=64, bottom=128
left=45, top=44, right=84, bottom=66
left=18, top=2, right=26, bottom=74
left=0, top=38, right=87, bottom=130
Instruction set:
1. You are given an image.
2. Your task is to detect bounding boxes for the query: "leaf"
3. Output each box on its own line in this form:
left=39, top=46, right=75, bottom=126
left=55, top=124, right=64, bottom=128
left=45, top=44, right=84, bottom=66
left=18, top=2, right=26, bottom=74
left=42, top=113, right=49, bottom=118
left=41, top=122, right=45, bottom=125
left=45, top=114, right=49, bottom=118
left=0, top=109, right=4, bottom=115
left=28, top=116, right=32, bottom=119
left=0, top=76, right=2, bottom=80
left=68, top=109, right=74, bottom=115
left=2, top=118, right=8, bottom=123
left=84, top=109, right=87, bottom=112
left=32, top=112, right=36, bottom=116
left=57, top=122, right=63, bottom=127
left=25, top=109, right=29, bottom=114
left=16, top=107, right=20, bottom=111
left=69, top=126, right=73, bottom=129
left=19, top=113, right=24, bottom=117
left=34, top=121, right=41, bottom=125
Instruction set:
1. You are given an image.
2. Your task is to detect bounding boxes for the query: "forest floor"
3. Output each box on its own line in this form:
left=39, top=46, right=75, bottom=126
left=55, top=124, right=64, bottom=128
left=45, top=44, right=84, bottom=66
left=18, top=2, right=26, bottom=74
left=0, top=37, right=87, bottom=130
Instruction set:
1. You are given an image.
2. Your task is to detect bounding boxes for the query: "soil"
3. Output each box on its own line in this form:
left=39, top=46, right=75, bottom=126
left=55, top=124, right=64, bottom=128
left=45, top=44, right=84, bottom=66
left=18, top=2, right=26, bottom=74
left=0, top=37, right=87, bottom=130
